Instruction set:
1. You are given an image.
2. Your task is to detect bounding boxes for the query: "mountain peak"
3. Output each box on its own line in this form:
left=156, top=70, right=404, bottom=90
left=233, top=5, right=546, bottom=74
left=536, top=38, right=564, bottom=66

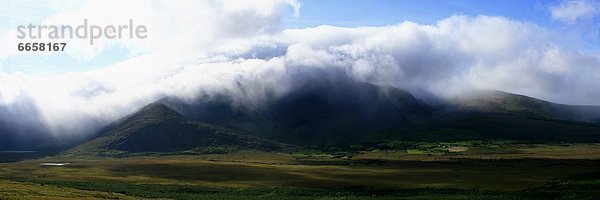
left=64, top=100, right=290, bottom=155
left=128, top=102, right=183, bottom=121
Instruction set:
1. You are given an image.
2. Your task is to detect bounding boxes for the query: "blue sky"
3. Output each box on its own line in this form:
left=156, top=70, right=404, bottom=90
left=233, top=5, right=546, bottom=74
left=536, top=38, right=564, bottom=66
left=284, top=0, right=554, bottom=28
left=1, top=0, right=599, bottom=75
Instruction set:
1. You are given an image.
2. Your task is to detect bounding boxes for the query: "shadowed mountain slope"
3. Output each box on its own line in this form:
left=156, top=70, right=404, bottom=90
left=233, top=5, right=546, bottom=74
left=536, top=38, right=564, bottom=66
left=162, top=78, right=428, bottom=145
left=64, top=102, right=292, bottom=156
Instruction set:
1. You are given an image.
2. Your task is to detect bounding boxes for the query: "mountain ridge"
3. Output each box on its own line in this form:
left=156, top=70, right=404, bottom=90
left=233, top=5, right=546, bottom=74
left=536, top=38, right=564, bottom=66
left=29, top=81, right=600, bottom=155
left=63, top=102, right=293, bottom=156
left=450, top=90, right=600, bottom=123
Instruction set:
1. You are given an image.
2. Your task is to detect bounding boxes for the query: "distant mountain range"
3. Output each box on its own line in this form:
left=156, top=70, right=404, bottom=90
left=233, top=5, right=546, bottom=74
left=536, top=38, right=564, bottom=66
left=3, top=77, right=600, bottom=154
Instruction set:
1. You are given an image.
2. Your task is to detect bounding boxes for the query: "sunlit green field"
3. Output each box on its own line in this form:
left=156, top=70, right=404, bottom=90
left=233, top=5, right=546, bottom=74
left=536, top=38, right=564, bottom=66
left=1, top=143, right=600, bottom=199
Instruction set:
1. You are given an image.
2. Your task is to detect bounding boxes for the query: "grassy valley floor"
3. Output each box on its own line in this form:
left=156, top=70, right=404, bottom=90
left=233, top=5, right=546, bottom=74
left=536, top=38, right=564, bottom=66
left=1, top=143, right=600, bottom=199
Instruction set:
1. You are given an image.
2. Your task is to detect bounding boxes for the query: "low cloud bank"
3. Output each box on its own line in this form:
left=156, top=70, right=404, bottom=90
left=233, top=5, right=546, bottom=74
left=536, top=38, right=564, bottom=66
left=0, top=0, right=599, bottom=138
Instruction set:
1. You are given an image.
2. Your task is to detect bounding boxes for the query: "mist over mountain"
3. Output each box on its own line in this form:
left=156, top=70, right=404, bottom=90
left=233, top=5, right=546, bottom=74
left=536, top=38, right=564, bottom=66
left=0, top=99, right=54, bottom=150
left=2, top=66, right=600, bottom=151
left=449, top=90, right=600, bottom=123
left=1, top=1, right=600, bottom=148
left=159, top=71, right=427, bottom=145
left=58, top=77, right=600, bottom=155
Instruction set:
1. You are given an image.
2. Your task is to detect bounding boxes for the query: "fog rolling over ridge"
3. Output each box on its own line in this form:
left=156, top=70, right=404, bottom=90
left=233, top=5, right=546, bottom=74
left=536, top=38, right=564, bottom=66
left=1, top=0, right=600, bottom=145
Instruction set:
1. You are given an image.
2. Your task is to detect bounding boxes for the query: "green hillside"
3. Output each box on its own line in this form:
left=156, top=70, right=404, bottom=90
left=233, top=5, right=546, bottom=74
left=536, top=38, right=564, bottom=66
left=452, top=90, right=600, bottom=123
left=63, top=102, right=293, bottom=156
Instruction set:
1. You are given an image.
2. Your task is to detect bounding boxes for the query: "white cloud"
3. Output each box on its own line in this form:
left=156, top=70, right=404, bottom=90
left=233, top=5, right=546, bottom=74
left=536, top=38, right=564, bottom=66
left=0, top=1, right=599, bottom=138
left=0, top=0, right=301, bottom=61
left=275, top=16, right=600, bottom=105
left=549, top=0, right=599, bottom=24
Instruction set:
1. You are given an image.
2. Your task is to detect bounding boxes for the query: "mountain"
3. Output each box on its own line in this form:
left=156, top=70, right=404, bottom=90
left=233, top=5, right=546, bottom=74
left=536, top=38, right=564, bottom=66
left=46, top=80, right=600, bottom=155
left=0, top=102, right=56, bottom=151
left=451, top=90, right=600, bottom=123
left=0, top=126, right=22, bottom=150
left=384, top=90, right=600, bottom=143
left=162, top=77, right=428, bottom=146
left=63, top=102, right=292, bottom=156
left=162, top=83, right=600, bottom=146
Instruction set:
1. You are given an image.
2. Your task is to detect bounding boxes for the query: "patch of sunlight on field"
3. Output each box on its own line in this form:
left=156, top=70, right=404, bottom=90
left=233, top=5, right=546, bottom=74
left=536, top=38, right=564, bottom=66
left=355, top=143, right=600, bottom=161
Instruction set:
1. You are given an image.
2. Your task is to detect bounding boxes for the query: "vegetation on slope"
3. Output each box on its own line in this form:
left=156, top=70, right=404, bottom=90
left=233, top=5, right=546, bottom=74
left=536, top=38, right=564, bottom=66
left=63, top=102, right=293, bottom=156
